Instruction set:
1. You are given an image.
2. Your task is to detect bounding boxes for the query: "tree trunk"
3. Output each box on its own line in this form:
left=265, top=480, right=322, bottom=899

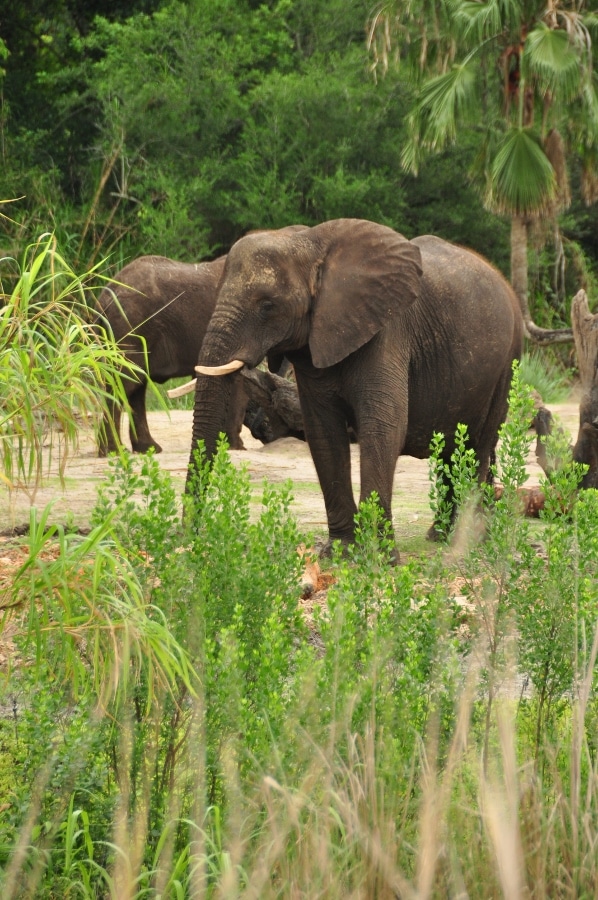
left=571, top=289, right=598, bottom=424
left=510, top=215, right=573, bottom=345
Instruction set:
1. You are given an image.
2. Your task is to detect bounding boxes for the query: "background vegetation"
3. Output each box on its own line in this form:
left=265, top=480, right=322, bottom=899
left=2, top=0, right=596, bottom=329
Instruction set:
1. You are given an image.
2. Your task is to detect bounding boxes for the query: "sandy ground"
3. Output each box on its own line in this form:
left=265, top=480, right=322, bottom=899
left=0, top=395, right=583, bottom=549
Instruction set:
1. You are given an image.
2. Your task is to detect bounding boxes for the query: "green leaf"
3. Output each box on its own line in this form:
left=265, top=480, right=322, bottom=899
left=404, top=60, right=478, bottom=159
left=523, top=22, right=582, bottom=102
left=454, top=0, right=517, bottom=42
left=486, top=127, right=556, bottom=215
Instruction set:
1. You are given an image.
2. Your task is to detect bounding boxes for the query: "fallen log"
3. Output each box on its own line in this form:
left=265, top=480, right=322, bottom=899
left=241, top=367, right=306, bottom=443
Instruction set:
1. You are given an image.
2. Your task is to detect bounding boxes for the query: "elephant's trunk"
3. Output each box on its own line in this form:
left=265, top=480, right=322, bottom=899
left=186, top=371, right=235, bottom=494
left=185, top=317, right=245, bottom=495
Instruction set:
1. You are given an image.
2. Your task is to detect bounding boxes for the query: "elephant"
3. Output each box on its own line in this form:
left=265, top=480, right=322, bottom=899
left=186, top=218, right=523, bottom=558
left=95, top=253, right=249, bottom=456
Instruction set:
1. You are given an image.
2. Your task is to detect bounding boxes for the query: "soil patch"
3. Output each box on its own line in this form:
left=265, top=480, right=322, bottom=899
left=0, top=397, right=582, bottom=548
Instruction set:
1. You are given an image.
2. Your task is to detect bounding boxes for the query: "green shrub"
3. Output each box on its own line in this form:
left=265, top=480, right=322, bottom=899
left=3, top=369, right=598, bottom=897
left=519, top=349, right=573, bottom=403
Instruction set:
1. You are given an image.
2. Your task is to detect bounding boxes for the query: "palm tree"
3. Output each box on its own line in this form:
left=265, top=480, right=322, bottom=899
left=368, top=0, right=598, bottom=343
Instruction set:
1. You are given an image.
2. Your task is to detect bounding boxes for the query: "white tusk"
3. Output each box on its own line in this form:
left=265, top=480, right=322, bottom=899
left=167, top=379, right=197, bottom=398
left=195, top=359, right=245, bottom=376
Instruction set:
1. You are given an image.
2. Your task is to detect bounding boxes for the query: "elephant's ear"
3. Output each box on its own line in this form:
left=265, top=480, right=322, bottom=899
left=308, top=219, right=423, bottom=368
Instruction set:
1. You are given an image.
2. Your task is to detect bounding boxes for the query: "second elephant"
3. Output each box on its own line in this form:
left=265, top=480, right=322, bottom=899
left=95, top=254, right=248, bottom=455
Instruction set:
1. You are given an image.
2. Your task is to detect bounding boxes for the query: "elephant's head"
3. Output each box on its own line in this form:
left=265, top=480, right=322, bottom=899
left=186, top=218, right=423, bottom=487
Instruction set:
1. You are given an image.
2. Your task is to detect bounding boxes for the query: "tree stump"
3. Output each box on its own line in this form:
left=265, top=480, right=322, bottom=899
left=570, top=289, right=598, bottom=488
left=242, top=367, right=306, bottom=443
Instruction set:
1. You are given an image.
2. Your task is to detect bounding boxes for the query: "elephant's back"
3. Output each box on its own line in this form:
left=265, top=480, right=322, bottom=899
left=96, top=254, right=226, bottom=332
left=402, top=236, right=523, bottom=457
left=412, top=235, right=522, bottom=353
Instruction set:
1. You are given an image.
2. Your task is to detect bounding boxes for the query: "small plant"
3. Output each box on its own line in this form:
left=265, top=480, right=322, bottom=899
left=185, top=438, right=307, bottom=795
left=428, top=421, right=480, bottom=541
left=0, top=233, right=141, bottom=501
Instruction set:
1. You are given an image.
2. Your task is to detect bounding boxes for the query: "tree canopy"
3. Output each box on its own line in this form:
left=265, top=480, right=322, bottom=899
left=1, top=0, right=596, bottom=321
left=369, top=0, right=598, bottom=339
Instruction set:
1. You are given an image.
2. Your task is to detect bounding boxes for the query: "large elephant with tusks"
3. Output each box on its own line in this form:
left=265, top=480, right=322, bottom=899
left=186, top=218, right=523, bottom=560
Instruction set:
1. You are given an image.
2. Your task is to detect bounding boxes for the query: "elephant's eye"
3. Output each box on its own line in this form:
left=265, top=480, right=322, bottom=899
left=259, top=298, right=275, bottom=318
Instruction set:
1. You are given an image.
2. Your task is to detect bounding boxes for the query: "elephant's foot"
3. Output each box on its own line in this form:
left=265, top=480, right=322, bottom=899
left=318, top=537, right=348, bottom=559
left=131, top=439, right=163, bottom=454
left=319, top=535, right=400, bottom=566
left=97, top=440, right=121, bottom=458
left=426, top=522, right=448, bottom=542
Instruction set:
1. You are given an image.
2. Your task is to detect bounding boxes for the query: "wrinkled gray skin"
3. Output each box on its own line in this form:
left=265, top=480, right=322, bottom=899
left=95, top=254, right=248, bottom=455
left=188, top=218, right=523, bottom=557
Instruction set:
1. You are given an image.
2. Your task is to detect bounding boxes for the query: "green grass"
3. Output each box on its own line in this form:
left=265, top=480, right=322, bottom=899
left=519, top=348, right=573, bottom=403
left=147, top=377, right=196, bottom=411
left=0, top=233, right=143, bottom=500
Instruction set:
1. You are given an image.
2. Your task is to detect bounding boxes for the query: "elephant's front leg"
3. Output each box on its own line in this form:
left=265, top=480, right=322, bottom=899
left=129, top=382, right=163, bottom=453
left=98, top=396, right=123, bottom=457
left=358, top=419, right=405, bottom=551
left=297, top=387, right=357, bottom=552
left=354, top=366, right=409, bottom=560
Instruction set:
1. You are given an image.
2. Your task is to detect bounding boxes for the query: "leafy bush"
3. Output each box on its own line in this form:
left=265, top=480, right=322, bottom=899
left=2, top=370, right=598, bottom=897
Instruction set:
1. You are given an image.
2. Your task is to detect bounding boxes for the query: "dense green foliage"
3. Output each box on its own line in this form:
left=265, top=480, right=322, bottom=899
left=1, top=0, right=561, bottom=282
left=1, top=369, right=598, bottom=896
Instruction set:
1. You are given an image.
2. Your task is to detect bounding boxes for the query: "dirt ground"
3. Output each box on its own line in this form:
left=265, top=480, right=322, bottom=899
left=0, top=394, right=583, bottom=548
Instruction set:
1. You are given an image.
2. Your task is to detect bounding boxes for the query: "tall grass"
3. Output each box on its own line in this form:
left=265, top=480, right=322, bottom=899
left=519, top=349, right=573, bottom=403
left=1, top=369, right=598, bottom=897
left=0, top=233, right=141, bottom=502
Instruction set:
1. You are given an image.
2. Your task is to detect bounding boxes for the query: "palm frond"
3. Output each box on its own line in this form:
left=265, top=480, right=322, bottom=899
left=523, top=23, right=582, bottom=102
left=453, top=0, right=520, bottom=43
left=367, top=0, right=462, bottom=78
left=485, top=127, right=556, bottom=215
left=407, top=60, right=479, bottom=155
